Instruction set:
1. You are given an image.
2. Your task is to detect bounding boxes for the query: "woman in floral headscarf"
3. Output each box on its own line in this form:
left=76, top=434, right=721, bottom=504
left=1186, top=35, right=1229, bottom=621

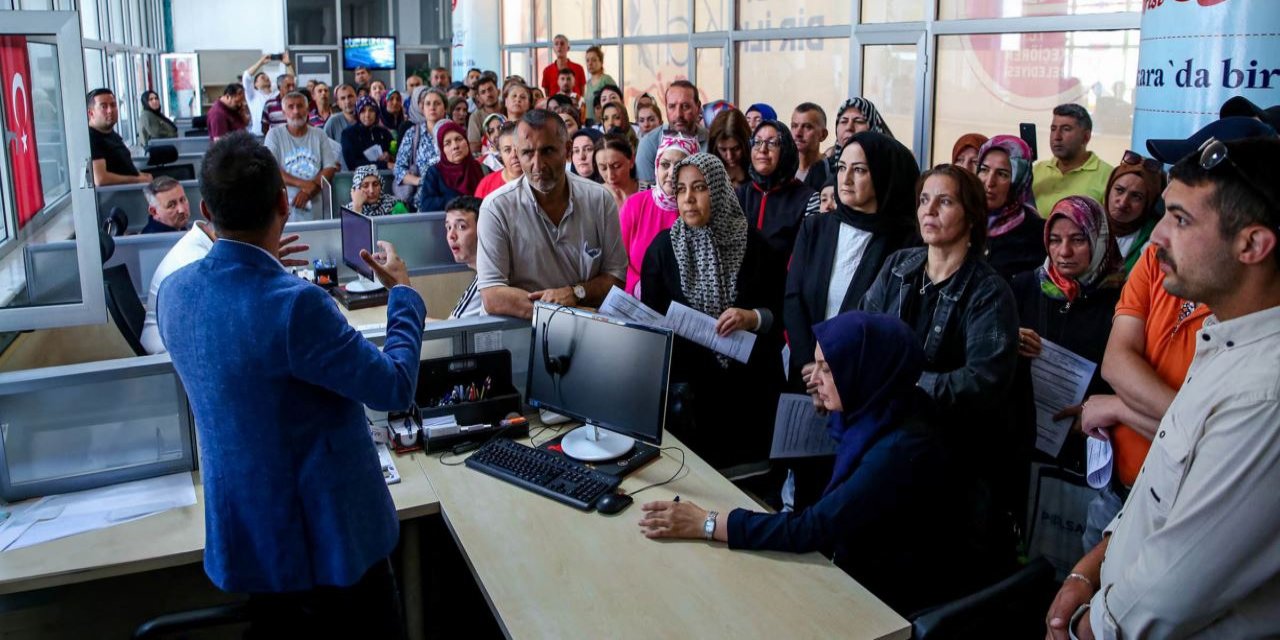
left=345, top=164, right=406, bottom=217
left=617, top=131, right=700, bottom=294
left=1011, top=195, right=1122, bottom=466
left=640, top=153, right=784, bottom=471
left=976, top=134, right=1047, bottom=280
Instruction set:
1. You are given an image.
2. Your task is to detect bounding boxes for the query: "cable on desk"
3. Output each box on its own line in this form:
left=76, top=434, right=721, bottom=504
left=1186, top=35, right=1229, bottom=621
left=623, top=447, right=687, bottom=498
left=528, top=423, right=567, bottom=448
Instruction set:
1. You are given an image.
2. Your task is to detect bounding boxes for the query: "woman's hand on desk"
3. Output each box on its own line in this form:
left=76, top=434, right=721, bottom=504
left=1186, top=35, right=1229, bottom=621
left=714, top=308, right=758, bottom=336
left=361, top=240, right=411, bottom=288
left=639, top=500, right=726, bottom=542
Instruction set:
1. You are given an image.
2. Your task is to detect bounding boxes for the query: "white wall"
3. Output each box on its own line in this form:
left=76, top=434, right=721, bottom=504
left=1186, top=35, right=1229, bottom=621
left=169, top=0, right=285, bottom=52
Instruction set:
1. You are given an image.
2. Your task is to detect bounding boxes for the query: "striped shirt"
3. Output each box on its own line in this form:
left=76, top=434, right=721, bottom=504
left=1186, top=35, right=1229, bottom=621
left=450, top=275, right=482, bottom=319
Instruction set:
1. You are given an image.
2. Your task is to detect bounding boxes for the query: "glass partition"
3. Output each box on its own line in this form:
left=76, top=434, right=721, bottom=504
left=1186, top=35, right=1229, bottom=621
left=0, top=12, right=106, bottom=331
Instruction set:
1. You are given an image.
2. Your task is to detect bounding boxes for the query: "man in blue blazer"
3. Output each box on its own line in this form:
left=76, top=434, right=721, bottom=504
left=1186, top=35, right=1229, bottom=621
left=159, top=131, right=425, bottom=635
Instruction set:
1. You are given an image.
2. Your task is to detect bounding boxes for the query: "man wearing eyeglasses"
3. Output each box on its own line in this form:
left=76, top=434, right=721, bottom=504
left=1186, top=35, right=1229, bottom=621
left=1044, top=135, right=1280, bottom=639
left=1032, top=103, right=1113, bottom=217
left=635, top=80, right=709, bottom=183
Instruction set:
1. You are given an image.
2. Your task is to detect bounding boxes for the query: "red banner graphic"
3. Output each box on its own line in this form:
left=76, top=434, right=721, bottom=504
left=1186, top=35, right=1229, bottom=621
left=1, top=36, right=45, bottom=228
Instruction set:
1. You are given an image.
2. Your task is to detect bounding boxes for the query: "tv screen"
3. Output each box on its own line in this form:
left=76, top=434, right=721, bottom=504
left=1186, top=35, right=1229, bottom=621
left=343, top=36, right=396, bottom=70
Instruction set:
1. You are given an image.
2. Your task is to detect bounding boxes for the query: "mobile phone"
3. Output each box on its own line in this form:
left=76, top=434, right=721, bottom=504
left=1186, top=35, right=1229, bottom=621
left=1019, top=122, right=1038, bottom=161
left=269, top=53, right=283, bottom=61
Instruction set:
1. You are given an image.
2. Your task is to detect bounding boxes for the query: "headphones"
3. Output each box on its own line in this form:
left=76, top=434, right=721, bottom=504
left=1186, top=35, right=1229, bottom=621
left=542, top=305, right=573, bottom=376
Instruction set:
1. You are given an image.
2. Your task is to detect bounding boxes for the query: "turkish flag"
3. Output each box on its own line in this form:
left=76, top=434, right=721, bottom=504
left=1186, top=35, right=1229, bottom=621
left=0, top=36, right=45, bottom=229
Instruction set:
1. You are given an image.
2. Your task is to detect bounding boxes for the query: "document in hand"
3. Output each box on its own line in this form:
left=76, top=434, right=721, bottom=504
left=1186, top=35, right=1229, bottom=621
left=1030, top=338, right=1097, bottom=457
left=597, top=287, right=757, bottom=364
left=770, top=393, right=836, bottom=458
left=362, top=144, right=383, bottom=162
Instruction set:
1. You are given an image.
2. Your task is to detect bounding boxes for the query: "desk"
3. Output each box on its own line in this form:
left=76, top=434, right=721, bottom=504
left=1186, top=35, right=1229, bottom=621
left=418, top=430, right=911, bottom=640
left=334, top=272, right=476, bottom=330
left=0, top=453, right=440, bottom=640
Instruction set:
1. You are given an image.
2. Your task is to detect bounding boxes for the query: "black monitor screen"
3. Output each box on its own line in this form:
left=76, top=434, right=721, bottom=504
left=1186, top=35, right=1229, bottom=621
left=527, top=304, right=672, bottom=446
left=343, top=37, right=397, bottom=70
left=340, top=206, right=375, bottom=281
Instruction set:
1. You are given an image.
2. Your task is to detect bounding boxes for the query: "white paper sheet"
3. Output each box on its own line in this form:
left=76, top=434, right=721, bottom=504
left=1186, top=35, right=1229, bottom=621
left=0, top=472, right=196, bottom=552
left=663, top=301, right=756, bottom=364
left=1031, top=338, right=1098, bottom=457
left=1086, top=436, right=1113, bottom=489
left=598, top=286, right=665, bottom=326
left=362, top=144, right=383, bottom=162
left=769, top=393, right=837, bottom=459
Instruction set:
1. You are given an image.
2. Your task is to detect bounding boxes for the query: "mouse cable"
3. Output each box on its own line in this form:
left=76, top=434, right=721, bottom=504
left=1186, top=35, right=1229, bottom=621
left=623, top=447, right=687, bottom=498
left=437, top=420, right=521, bottom=466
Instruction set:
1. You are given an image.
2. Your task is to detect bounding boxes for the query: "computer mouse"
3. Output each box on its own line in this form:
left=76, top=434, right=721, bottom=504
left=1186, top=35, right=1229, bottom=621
left=595, top=492, right=633, bottom=515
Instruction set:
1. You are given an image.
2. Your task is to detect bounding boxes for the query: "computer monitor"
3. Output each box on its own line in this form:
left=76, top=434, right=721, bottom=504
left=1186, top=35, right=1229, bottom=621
left=343, top=37, right=397, bottom=70
left=527, top=302, right=673, bottom=461
left=339, top=206, right=383, bottom=292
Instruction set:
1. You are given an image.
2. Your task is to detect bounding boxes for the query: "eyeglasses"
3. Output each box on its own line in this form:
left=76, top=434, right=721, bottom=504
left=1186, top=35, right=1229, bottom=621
left=1198, top=137, right=1278, bottom=211
left=1121, top=149, right=1163, bottom=173
left=751, top=138, right=782, bottom=151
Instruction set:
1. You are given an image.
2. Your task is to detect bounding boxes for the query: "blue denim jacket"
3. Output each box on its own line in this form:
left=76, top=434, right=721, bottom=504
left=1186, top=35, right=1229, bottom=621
left=860, top=247, right=1019, bottom=412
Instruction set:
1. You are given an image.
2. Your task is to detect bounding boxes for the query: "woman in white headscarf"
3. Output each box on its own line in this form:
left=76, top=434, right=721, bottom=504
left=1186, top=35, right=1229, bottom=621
left=640, top=152, right=784, bottom=471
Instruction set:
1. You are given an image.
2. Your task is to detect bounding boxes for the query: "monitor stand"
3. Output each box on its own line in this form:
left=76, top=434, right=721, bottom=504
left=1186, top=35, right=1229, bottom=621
left=345, top=275, right=384, bottom=293
left=560, top=424, right=635, bottom=462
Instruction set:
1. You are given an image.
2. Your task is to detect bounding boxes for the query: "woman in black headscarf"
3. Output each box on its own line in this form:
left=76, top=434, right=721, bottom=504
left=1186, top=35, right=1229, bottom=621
left=736, top=120, right=820, bottom=274
left=641, top=153, right=784, bottom=471
left=139, top=90, right=178, bottom=144
left=785, top=131, right=919, bottom=389
left=640, top=311, right=993, bottom=615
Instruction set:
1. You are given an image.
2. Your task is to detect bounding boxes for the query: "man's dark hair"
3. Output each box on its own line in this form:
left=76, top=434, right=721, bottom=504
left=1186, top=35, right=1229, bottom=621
left=467, top=67, right=481, bottom=77
left=558, top=67, right=574, bottom=78
left=915, top=164, right=989, bottom=256
left=354, top=66, right=369, bottom=73
left=1169, top=137, right=1280, bottom=266
left=200, top=131, right=284, bottom=232
left=222, top=82, right=245, bottom=97
left=480, top=70, right=499, bottom=83
left=432, top=66, right=449, bottom=74
left=547, top=94, right=575, bottom=110
left=86, top=87, right=113, bottom=106
left=794, top=102, right=827, bottom=127
left=1053, top=103, right=1093, bottom=131
left=521, top=108, right=568, bottom=144
left=475, top=74, right=497, bottom=90
left=445, top=195, right=482, bottom=218
left=667, top=80, right=701, bottom=106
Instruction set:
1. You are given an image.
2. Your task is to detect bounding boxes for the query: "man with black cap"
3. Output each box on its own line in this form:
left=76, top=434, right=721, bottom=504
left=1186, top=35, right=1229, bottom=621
left=1046, top=132, right=1280, bottom=639
left=1220, top=95, right=1280, bottom=131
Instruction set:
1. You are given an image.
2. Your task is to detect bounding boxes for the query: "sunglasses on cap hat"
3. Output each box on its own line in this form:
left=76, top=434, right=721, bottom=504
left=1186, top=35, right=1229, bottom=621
left=1197, top=137, right=1280, bottom=216
left=1121, top=150, right=1163, bottom=173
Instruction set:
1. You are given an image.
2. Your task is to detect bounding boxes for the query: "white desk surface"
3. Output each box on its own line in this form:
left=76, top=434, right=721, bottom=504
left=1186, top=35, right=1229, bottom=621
left=417, top=430, right=911, bottom=640
left=0, top=449, right=440, bottom=596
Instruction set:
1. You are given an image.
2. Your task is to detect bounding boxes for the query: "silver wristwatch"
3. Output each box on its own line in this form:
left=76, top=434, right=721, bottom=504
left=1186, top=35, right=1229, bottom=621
left=572, top=284, right=586, bottom=303
left=703, top=511, right=718, bottom=540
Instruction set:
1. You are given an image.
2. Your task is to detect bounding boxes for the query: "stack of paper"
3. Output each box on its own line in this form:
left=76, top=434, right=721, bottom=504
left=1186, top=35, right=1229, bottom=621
left=598, top=286, right=756, bottom=364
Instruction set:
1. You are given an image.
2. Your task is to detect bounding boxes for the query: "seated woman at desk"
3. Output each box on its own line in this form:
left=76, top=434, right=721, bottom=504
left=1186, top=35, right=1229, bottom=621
left=346, top=164, right=406, bottom=216
left=416, top=121, right=485, bottom=212
left=341, top=96, right=394, bottom=172
left=639, top=312, right=995, bottom=615
left=640, top=153, right=783, bottom=471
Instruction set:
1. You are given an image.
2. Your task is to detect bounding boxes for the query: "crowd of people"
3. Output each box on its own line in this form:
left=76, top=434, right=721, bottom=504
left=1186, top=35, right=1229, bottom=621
left=94, top=32, right=1280, bottom=638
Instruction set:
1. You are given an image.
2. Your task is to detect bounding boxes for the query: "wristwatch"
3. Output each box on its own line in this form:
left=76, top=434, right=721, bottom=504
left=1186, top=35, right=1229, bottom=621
left=572, top=284, right=586, bottom=303
left=703, top=511, right=718, bottom=540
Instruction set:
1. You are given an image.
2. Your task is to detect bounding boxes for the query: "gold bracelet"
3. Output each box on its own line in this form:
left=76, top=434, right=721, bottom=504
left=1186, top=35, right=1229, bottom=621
left=1066, top=572, right=1096, bottom=591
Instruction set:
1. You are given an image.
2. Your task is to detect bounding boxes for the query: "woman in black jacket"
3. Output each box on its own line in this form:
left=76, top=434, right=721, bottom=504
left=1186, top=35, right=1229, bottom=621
left=1011, top=195, right=1123, bottom=470
left=641, top=153, right=784, bottom=471
left=639, top=312, right=999, bottom=615
left=860, top=164, right=1021, bottom=533
left=340, top=96, right=393, bottom=171
left=736, top=120, right=819, bottom=273
left=785, top=131, right=919, bottom=388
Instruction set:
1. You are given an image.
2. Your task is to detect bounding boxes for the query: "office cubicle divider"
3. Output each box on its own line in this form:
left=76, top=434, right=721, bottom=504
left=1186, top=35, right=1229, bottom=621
left=131, top=153, right=204, bottom=181
left=139, top=137, right=211, bottom=156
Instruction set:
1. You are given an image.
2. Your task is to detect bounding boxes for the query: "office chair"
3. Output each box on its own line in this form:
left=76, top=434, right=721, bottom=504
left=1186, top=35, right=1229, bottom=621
left=133, top=602, right=251, bottom=639
left=103, top=263, right=148, bottom=357
left=909, top=557, right=1057, bottom=640
left=183, top=115, right=209, bottom=138
left=143, top=144, right=196, bottom=181
left=101, top=206, right=129, bottom=237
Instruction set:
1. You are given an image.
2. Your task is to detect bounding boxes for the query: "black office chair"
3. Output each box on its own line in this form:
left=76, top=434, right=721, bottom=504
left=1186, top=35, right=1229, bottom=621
left=101, top=206, right=129, bottom=237
left=133, top=602, right=251, bottom=639
left=143, top=144, right=196, bottom=181
left=909, top=557, right=1057, bottom=640
left=183, top=115, right=209, bottom=138
left=103, top=263, right=148, bottom=357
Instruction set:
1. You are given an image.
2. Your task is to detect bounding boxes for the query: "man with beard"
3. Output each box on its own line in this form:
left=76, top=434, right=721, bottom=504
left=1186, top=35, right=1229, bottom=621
left=634, top=81, right=708, bottom=183
left=475, top=109, right=626, bottom=319
left=264, top=91, right=340, bottom=219
left=467, top=74, right=502, bottom=155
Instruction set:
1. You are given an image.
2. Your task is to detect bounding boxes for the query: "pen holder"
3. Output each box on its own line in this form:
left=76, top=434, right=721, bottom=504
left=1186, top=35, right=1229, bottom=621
left=415, top=350, right=522, bottom=426
left=313, top=259, right=338, bottom=289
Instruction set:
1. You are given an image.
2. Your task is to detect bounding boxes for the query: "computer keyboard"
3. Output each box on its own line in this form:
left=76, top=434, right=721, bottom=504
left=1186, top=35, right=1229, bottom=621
left=465, top=437, right=620, bottom=511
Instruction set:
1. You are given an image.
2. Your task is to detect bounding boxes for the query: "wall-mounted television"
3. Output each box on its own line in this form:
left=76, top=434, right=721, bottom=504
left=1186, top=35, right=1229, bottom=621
left=343, top=36, right=396, bottom=70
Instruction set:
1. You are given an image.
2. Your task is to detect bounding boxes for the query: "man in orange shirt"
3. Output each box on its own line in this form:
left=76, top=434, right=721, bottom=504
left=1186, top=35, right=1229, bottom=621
left=1074, top=116, right=1275, bottom=550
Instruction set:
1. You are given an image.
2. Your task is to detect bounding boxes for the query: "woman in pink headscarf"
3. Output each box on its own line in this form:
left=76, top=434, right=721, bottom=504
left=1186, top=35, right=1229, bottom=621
left=616, top=132, right=701, bottom=295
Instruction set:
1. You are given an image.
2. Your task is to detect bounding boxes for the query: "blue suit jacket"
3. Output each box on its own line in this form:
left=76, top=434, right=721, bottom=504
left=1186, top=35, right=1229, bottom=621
left=158, top=239, right=425, bottom=593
